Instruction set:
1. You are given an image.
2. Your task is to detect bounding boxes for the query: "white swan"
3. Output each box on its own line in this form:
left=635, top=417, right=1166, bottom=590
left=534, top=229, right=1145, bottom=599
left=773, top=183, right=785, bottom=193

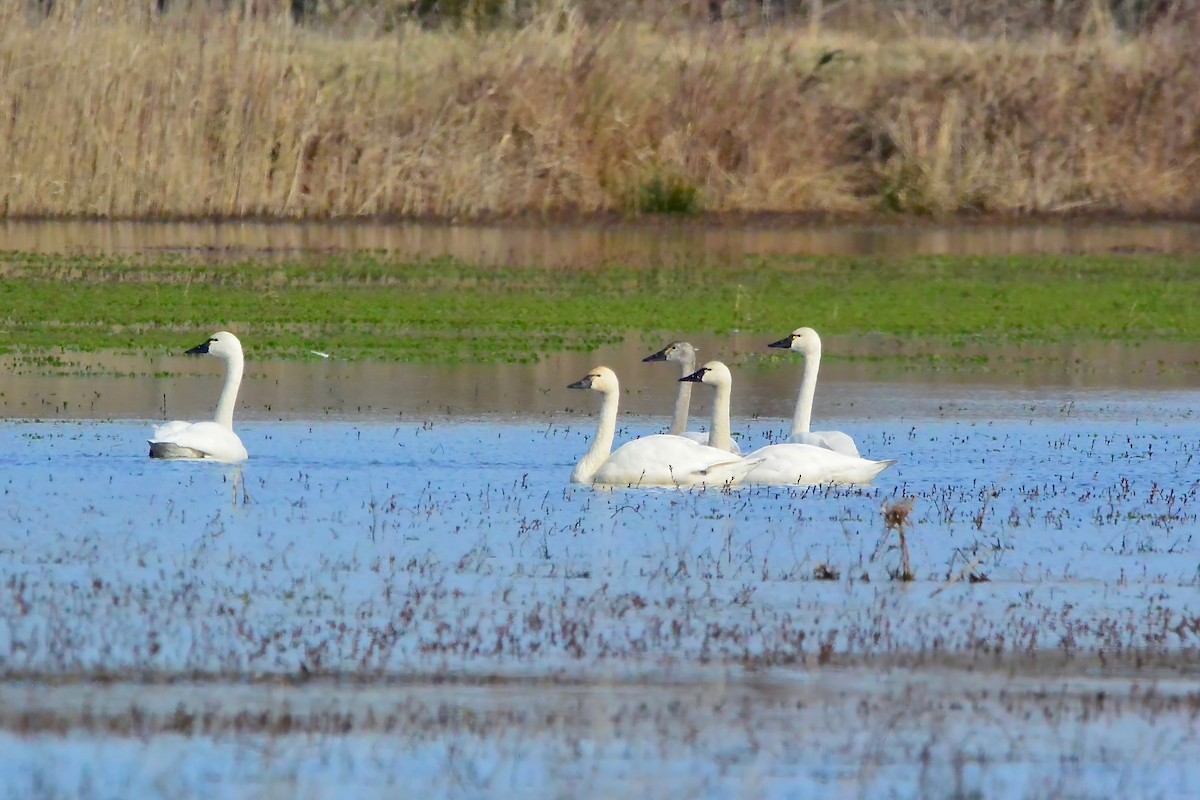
left=149, top=331, right=249, bottom=463
left=644, top=341, right=741, bottom=454
left=568, top=366, right=759, bottom=488
left=769, top=327, right=860, bottom=457
left=740, top=442, right=896, bottom=486
left=684, top=359, right=894, bottom=486
left=678, top=360, right=740, bottom=454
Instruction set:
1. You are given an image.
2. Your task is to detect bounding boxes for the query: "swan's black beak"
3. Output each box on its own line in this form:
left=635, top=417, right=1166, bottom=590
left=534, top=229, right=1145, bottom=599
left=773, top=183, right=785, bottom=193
left=568, top=375, right=593, bottom=390
left=768, top=334, right=795, bottom=349
left=680, top=368, right=708, bottom=383
left=643, top=345, right=670, bottom=362
left=185, top=339, right=213, bottom=355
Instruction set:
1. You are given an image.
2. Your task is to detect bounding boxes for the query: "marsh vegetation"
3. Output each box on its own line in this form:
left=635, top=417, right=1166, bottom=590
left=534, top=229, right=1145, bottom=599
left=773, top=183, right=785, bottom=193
left=3, top=0, right=1199, bottom=220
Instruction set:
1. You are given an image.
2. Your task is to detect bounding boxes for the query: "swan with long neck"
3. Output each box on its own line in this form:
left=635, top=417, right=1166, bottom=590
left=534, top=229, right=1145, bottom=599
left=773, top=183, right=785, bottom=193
left=769, top=327, right=860, bottom=457
left=678, top=361, right=737, bottom=453
left=149, top=331, right=249, bottom=463
left=683, top=360, right=894, bottom=486
left=644, top=341, right=741, bottom=454
left=568, top=366, right=758, bottom=488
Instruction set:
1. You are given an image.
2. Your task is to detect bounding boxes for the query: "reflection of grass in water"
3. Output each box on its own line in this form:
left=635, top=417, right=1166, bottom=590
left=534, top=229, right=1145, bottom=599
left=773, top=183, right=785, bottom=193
left=2, top=251, right=1199, bottom=366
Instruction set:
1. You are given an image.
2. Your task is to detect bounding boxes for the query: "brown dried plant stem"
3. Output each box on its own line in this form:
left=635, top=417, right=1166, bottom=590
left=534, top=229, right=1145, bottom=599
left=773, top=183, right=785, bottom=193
left=883, top=497, right=915, bottom=582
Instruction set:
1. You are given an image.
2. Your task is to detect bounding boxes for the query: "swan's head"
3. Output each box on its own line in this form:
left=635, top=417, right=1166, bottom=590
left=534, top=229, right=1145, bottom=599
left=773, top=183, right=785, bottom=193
left=680, top=360, right=732, bottom=388
left=568, top=366, right=619, bottom=395
left=642, top=341, right=696, bottom=364
left=768, top=327, right=820, bottom=355
left=186, top=331, right=244, bottom=361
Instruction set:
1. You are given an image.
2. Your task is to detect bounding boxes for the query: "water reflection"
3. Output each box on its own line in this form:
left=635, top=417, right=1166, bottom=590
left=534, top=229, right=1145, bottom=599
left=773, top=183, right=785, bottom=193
left=1, top=334, right=1195, bottom=422
left=2, top=219, right=1200, bottom=265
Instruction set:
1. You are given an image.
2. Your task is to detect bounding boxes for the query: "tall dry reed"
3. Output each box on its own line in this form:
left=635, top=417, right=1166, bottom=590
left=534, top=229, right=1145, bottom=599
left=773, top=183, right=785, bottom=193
left=1, top=0, right=1198, bottom=219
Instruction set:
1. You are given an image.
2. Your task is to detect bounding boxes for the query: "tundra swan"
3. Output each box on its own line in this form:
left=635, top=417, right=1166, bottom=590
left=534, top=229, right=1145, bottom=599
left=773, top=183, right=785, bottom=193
left=685, top=358, right=894, bottom=486
left=678, top=361, right=740, bottom=454
left=568, top=366, right=758, bottom=488
left=149, top=331, right=249, bottom=463
left=740, top=441, right=895, bottom=486
left=769, top=327, right=860, bottom=456
left=644, top=341, right=741, bottom=454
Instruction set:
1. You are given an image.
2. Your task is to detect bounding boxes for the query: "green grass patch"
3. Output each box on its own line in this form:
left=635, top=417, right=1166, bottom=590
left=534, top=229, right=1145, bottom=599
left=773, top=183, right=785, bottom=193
left=1, top=251, right=1198, bottom=365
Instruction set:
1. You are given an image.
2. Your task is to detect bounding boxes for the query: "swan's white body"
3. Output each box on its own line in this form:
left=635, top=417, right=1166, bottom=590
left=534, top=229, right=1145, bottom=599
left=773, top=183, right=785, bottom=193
left=149, top=331, right=249, bottom=463
left=568, top=366, right=758, bottom=488
left=770, top=327, right=860, bottom=457
left=741, top=443, right=895, bottom=486
left=644, top=341, right=741, bottom=454
left=682, top=359, right=894, bottom=486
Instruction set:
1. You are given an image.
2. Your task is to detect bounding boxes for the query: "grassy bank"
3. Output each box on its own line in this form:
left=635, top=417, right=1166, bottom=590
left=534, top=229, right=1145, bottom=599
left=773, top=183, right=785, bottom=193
left=2, top=4, right=1199, bottom=220
left=2, top=251, right=1198, bottom=364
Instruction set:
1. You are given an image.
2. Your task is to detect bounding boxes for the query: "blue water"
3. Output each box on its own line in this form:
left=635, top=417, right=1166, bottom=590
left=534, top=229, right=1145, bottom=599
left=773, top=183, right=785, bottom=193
left=0, top=385, right=1197, bottom=675
left=1, top=387, right=1199, bottom=800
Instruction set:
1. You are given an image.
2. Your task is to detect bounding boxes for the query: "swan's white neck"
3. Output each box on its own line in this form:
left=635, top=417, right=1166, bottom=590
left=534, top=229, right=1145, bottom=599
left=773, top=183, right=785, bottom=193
left=572, top=385, right=619, bottom=483
left=669, top=351, right=696, bottom=436
left=707, top=377, right=734, bottom=452
left=212, top=353, right=244, bottom=431
left=790, top=343, right=820, bottom=436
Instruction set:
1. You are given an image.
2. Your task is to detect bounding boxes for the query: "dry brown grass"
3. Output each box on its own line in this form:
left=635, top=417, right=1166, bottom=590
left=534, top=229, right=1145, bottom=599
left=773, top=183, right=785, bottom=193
left=2, top=0, right=1199, bottom=219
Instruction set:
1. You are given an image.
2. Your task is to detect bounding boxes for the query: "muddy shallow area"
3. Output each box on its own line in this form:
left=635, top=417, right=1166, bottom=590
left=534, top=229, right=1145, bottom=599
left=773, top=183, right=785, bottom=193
left=3, top=333, right=1199, bottom=423
left=2, top=666, right=1197, bottom=798
left=4, top=218, right=1200, bottom=265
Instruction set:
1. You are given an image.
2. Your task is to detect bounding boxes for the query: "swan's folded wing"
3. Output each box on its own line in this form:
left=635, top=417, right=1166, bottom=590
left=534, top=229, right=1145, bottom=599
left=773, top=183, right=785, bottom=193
left=676, top=431, right=743, bottom=455
left=592, top=435, right=751, bottom=488
left=745, top=444, right=893, bottom=486
left=789, top=430, right=860, bottom=458
left=151, top=420, right=192, bottom=440
left=148, top=420, right=248, bottom=463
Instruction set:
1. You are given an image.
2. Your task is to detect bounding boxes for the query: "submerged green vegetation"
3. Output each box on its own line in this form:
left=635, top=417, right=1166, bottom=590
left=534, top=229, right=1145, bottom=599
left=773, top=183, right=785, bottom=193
left=2, top=251, right=1198, bottom=366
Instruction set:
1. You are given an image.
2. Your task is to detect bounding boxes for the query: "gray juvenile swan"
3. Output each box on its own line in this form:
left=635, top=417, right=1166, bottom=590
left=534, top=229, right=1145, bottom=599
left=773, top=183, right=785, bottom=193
left=643, top=341, right=741, bottom=454
left=769, top=326, right=860, bottom=457
left=568, top=366, right=758, bottom=488
left=149, top=331, right=249, bottom=463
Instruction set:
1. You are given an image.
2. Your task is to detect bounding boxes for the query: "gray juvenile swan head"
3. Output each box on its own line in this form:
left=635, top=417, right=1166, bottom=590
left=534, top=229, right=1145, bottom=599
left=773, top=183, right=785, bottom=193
left=643, top=341, right=697, bottom=365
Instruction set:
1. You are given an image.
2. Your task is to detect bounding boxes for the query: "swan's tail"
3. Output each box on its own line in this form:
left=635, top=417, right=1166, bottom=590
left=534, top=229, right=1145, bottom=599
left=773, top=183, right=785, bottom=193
left=857, top=458, right=898, bottom=484
left=822, top=457, right=898, bottom=486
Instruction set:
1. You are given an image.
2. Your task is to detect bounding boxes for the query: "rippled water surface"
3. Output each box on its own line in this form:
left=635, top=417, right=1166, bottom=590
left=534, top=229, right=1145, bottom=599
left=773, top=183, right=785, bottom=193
left=1, top=380, right=1198, bottom=798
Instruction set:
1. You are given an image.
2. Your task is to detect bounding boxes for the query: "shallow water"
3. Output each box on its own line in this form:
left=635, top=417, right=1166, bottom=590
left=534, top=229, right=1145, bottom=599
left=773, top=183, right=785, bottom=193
left=0, top=381, right=1198, bottom=797
left=4, top=218, right=1200, bottom=265
left=4, top=331, right=1200, bottom=425
left=3, top=218, right=1200, bottom=797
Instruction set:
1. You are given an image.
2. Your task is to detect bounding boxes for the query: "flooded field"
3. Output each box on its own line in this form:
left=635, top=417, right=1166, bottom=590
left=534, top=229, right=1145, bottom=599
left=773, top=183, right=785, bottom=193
left=1, top=377, right=1198, bottom=798
left=1, top=220, right=1198, bottom=797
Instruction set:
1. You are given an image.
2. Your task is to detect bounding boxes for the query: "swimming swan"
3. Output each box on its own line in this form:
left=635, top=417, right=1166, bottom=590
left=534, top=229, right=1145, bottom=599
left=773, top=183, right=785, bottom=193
left=769, top=327, right=860, bottom=457
left=644, top=341, right=741, bottom=454
left=678, top=360, right=741, bottom=454
left=684, top=359, right=894, bottom=486
left=568, top=366, right=758, bottom=488
left=149, top=331, right=249, bottom=463
left=739, top=441, right=895, bottom=486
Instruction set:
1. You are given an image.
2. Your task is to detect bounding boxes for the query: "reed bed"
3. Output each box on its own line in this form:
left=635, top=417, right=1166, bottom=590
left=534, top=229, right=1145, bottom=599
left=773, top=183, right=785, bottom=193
left=1, top=0, right=1198, bottom=219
